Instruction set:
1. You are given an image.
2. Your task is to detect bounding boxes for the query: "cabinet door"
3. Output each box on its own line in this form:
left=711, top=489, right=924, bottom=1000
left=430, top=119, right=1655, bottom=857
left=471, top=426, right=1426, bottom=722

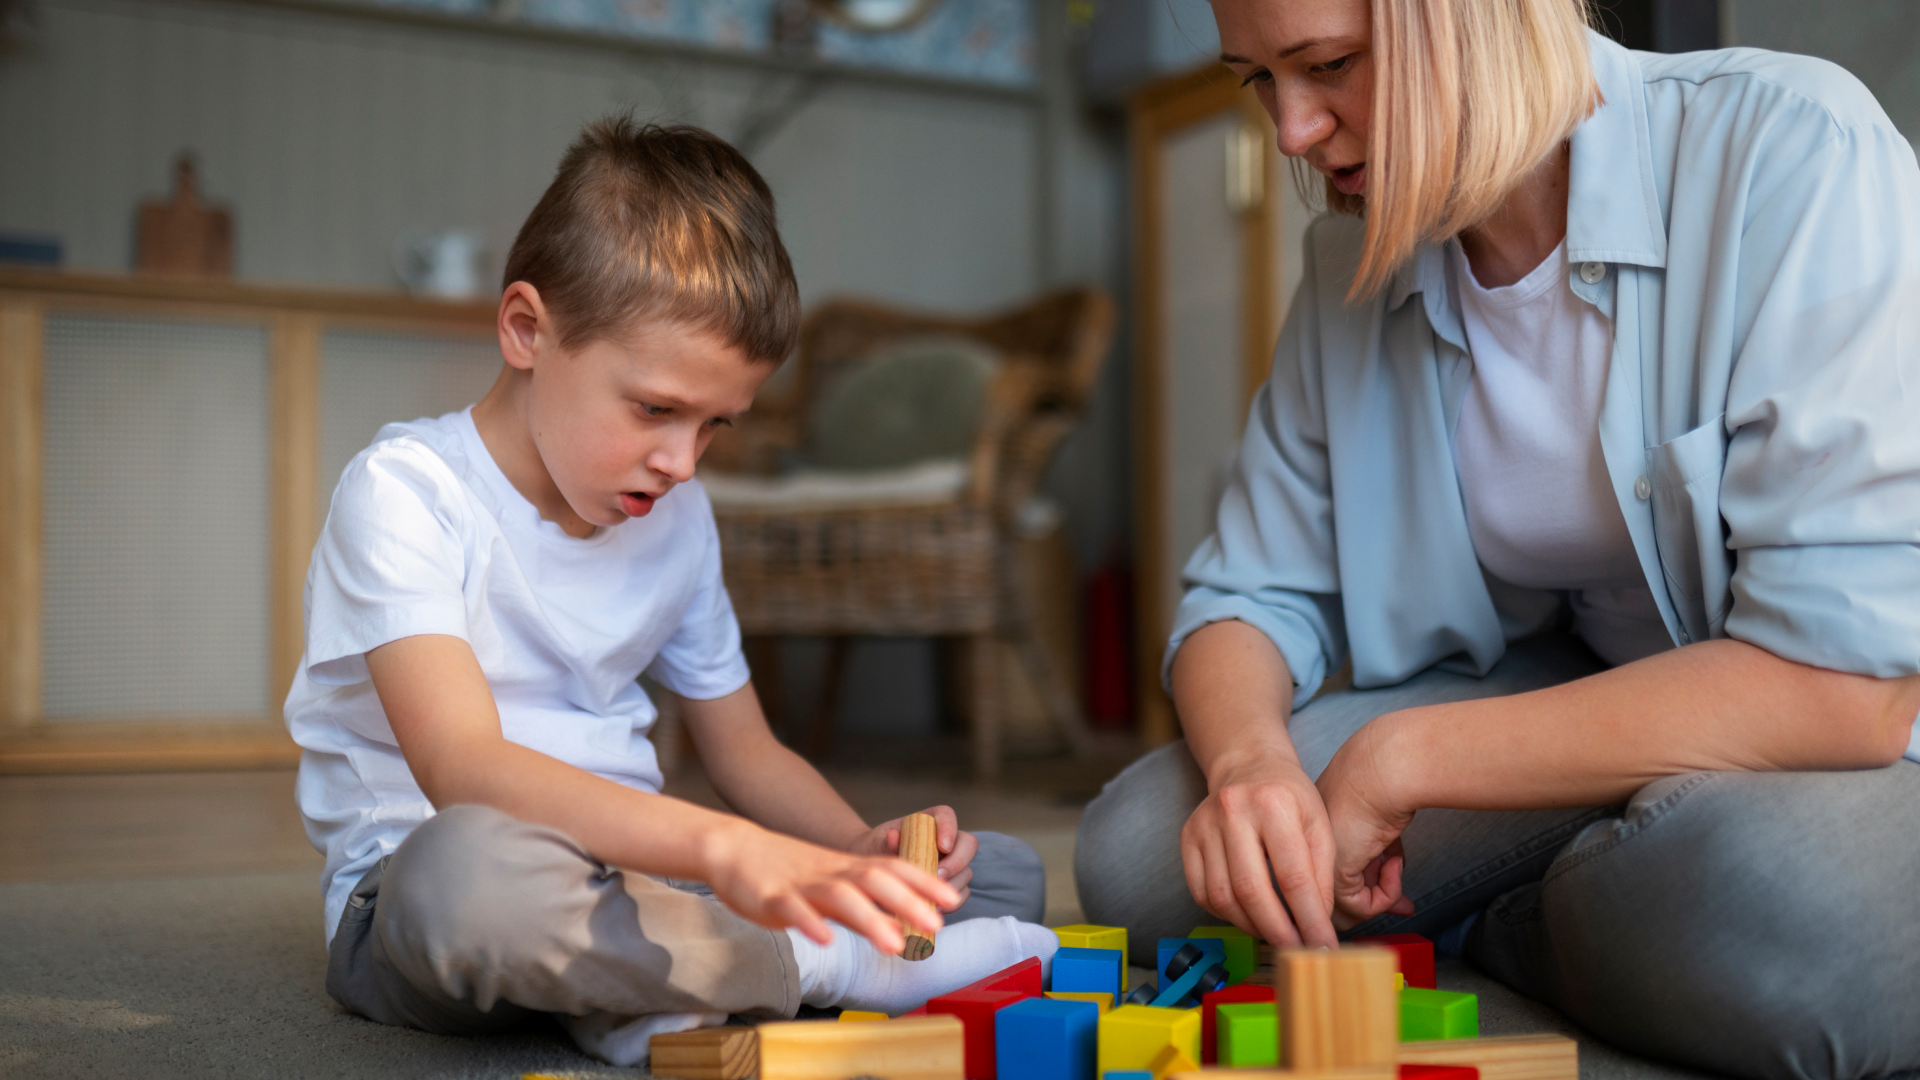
left=1131, top=68, right=1307, bottom=744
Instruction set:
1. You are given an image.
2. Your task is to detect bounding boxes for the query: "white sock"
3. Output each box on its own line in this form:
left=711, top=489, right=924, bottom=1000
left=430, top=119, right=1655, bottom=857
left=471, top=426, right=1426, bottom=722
left=787, top=916, right=1059, bottom=1015
left=558, top=1009, right=728, bottom=1068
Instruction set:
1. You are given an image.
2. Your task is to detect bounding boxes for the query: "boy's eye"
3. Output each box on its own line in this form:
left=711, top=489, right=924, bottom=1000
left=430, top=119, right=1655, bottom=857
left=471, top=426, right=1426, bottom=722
left=638, top=402, right=668, bottom=417
left=705, top=416, right=733, bottom=430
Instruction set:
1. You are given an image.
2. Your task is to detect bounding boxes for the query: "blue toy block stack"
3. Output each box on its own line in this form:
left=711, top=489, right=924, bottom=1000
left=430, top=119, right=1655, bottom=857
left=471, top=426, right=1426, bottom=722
left=1051, top=947, right=1124, bottom=1008
left=997, top=997, right=1101, bottom=1080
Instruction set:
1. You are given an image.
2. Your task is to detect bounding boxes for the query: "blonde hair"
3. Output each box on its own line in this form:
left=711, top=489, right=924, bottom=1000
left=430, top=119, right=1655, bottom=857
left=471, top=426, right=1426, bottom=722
left=1332, top=0, right=1601, bottom=300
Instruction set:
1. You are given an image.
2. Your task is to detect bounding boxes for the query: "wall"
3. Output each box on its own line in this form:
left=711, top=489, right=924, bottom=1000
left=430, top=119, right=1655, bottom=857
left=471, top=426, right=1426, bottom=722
left=1729, top=0, right=1920, bottom=141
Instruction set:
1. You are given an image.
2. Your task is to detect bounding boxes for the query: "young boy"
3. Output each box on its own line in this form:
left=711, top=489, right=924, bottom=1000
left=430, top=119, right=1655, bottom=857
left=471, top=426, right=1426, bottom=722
left=286, top=118, right=1056, bottom=1065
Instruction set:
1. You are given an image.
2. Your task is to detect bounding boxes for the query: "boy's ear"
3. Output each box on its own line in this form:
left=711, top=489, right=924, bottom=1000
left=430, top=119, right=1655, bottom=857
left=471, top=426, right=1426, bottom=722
left=497, top=281, right=547, bottom=372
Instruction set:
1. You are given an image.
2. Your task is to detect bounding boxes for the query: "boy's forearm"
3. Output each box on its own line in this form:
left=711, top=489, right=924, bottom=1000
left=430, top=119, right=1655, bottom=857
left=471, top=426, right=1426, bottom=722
left=680, top=684, right=872, bottom=851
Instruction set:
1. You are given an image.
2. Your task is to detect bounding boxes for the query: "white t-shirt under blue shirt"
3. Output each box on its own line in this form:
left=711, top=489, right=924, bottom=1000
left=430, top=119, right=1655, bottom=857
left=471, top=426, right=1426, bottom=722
left=286, top=408, right=751, bottom=944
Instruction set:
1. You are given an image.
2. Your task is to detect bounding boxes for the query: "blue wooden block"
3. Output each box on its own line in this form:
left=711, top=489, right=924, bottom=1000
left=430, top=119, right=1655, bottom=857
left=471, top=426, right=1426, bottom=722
left=1155, top=938, right=1226, bottom=983
left=1103, top=1073, right=1153, bottom=1080
left=998, top=997, right=1100, bottom=1080
left=1051, top=947, right=1123, bottom=1000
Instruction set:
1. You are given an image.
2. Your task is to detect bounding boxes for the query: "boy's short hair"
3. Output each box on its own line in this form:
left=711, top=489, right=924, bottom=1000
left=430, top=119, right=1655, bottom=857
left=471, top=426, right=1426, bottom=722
left=503, top=116, right=800, bottom=363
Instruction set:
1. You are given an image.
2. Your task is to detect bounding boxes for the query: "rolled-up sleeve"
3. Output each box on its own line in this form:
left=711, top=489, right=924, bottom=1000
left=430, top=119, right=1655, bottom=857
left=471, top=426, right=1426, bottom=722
left=1165, top=224, right=1348, bottom=709
left=1720, top=118, right=1920, bottom=679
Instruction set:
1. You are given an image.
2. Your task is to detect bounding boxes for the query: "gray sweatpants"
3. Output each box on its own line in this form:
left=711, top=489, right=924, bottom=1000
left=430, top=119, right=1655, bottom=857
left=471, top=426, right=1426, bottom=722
left=1074, top=635, right=1920, bottom=1080
left=325, top=806, right=1046, bottom=1035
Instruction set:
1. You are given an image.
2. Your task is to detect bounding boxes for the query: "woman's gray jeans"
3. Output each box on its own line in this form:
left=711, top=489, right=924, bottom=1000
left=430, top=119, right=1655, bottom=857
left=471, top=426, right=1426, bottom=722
left=1074, top=635, right=1920, bottom=1080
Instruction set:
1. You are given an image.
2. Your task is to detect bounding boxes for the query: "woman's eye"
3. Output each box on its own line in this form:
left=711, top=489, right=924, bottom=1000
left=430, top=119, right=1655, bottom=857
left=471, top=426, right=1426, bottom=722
left=1239, top=69, right=1272, bottom=88
left=1316, top=55, right=1352, bottom=75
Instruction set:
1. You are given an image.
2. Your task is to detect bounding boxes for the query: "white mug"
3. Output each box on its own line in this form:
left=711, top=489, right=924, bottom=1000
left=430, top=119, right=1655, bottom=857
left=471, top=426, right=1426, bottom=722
left=393, top=230, right=485, bottom=300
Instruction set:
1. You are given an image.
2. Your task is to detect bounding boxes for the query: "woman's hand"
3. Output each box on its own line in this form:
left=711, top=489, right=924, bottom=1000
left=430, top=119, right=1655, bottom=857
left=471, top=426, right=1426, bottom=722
left=701, top=818, right=959, bottom=954
left=1181, top=749, right=1341, bottom=948
left=1316, top=717, right=1418, bottom=928
left=845, top=804, right=978, bottom=910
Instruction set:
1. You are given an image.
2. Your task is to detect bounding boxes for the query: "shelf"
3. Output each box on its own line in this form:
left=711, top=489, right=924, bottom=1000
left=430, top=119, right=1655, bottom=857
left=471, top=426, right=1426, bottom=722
left=0, top=720, right=302, bottom=775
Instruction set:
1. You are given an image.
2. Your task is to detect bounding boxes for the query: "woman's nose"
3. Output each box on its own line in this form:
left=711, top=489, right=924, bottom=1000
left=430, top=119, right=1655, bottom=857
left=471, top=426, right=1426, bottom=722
left=1276, top=96, right=1335, bottom=159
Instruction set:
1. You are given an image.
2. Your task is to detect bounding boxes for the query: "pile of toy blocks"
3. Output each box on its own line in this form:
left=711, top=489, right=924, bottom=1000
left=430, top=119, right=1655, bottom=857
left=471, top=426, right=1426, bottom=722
left=639, top=925, right=1577, bottom=1080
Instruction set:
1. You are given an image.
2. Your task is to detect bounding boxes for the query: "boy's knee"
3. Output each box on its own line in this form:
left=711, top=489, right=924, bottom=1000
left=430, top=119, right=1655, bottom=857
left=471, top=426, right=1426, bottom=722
left=955, top=832, right=1046, bottom=924
left=380, top=805, right=590, bottom=958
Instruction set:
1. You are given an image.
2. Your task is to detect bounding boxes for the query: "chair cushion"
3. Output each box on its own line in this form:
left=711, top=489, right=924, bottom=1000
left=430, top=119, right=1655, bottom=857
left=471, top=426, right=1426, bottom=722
left=805, top=335, right=1002, bottom=471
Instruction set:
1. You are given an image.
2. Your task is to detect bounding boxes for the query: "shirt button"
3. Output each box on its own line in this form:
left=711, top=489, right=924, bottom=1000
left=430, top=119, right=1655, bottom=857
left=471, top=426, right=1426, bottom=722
left=1580, top=261, right=1607, bottom=284
left=1634, top=475, right=1652, bottom=500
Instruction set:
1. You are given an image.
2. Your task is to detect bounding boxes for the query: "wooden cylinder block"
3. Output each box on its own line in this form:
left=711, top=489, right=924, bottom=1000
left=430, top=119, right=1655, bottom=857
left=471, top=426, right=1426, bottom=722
left=898, top=811, right=940, bottom=960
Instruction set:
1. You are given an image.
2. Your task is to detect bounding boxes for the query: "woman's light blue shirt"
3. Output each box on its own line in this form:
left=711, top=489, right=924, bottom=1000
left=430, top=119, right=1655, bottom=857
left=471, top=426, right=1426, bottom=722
left=1170, top=32, right=1920, bottom=761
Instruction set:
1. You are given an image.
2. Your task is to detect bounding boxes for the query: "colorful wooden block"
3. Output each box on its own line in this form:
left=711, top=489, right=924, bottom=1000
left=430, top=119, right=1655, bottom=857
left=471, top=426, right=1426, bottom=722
left=1400, top=1064, right=1480, bottom=1080
left=930, top=988, right=1036, bottom=1080
left=1053, top=947, right=1124, bottom=1001
left=838, top=1010, right=889, bottom=1022
left=1215, top=1002, right=1279, bottom=1067
left=758, top=1015, right=964, bottom=1080
left=1398, top=1035, right=1574, bottom=1080
left=1187, top=926, right=1258, bottom=986
left=997, top=997, right=1101, bottom=1080
left=1400, top=988, right=1478, bottom=1041
left=1147, top=1043, right=1200, bottom=1080
left=1200, top=985, right=1274, bottom=1065
left=1055, top=925, right=1130, bottom=990
left=1096, top=1005, right=1200, bottom=1078
left=1272, top=945, right=1397, bottom=1070
left=1103, top=1072, right=1153, bottom=1080
left=650, top=1026, right=757, bottom=1080
left=1048, top=991, right=1115, bottom=1013
left=1354, top=933, right=1437, bottom=990
left=969, top=956, right=1046, bottom=997
left=1156, top=939, right=1226, bottom=983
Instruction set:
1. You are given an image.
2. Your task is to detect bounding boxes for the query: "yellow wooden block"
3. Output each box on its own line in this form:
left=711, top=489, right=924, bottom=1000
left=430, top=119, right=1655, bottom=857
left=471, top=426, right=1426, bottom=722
left=1098, top=1005, right=1201, bottom=1077
left=1397, top=1034, right=1579, bottom=1080
left=838, top=1010, right=889, bottom=1022
left=651, top=1026, right=759, bottom=1080
left=1054, top=924, right=1130, bottom=990
left=1149, top=1043, right=1201, bottom=1080
left=1046, top=990, right=1113, bottom=1013
left=759, top=1014, right=963, bottom=1080
left=1395, top=972, right=1406, bottom=991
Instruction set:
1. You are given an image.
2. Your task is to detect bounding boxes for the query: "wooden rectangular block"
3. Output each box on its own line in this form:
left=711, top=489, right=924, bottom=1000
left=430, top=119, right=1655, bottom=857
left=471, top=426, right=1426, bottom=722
left=1162, top=1066, right=1395, bottom=1080
left=998, top=997, right=1101, bottom=1080
left=650, top=1025, right=758, bottom=1080
left=1055, top=925, right=1130, bottom=989
left=1399, top=989, right=1478, bottom=1041
left=1055, top=947, right=1125, bottom=1001
left=1097, top=1005, right=1200, bottom=1078
left=839, top=1010, right=890, bottom=1022
left=1215, top=1002, right=1279, bottom=1068
left=1397, top=1035, right=1578, bottom=1080
left=930, top=988, right=1035, bottom=1080
left=758, top=1015, right=966, bottom=1080
left=1273, top=946, right=1396, bottom=1071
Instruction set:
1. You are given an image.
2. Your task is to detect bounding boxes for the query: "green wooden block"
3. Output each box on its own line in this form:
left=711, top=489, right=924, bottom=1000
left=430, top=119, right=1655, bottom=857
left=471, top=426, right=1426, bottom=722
left=1215, top=1002, right=1279, bottom=1067
left=1399, top=987, right=1479, bottom=1041
left=1187, top=926, right=1257, bottom=986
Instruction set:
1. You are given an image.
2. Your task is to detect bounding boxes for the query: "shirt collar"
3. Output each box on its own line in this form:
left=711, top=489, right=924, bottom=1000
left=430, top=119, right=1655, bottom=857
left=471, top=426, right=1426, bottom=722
left=1387, top=29, right=1667, bottom=314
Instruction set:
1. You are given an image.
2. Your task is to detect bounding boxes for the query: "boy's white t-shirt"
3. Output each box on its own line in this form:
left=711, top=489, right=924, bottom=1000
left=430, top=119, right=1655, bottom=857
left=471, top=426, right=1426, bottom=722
left=286, top=408, right=751, bottom=944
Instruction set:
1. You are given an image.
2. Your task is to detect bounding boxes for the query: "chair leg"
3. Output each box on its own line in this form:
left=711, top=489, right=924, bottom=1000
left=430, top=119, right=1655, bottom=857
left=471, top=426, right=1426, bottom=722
left=1012, top=621, right=1097, bottom=757
left=969, top=631, right=1001, bottom=781
left=808, top=636, right=853, bottom=759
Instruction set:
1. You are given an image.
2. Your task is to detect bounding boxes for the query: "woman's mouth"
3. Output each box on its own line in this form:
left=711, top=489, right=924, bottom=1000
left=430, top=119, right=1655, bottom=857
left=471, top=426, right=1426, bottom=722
left=1330, top=162, right=1367, bottom=196
left=619, top=492, right=657, bottom=517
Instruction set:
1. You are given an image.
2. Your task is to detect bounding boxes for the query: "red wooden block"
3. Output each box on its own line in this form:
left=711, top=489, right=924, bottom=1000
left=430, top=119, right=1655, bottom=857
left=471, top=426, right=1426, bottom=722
left=1355, top=932, right=1437, bottom=990
left=927, top=988, right=1035, bottom=1080
left=1200, top=984, right=1276, bottom=1065
left=1400, top=1065, right=1478, bottom=1080
left=963, top=955, right=1044, bottom=997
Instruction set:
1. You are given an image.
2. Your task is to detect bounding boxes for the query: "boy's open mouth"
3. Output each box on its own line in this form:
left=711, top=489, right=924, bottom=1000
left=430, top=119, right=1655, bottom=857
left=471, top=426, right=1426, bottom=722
left=619, top=492, right=657, bottom=517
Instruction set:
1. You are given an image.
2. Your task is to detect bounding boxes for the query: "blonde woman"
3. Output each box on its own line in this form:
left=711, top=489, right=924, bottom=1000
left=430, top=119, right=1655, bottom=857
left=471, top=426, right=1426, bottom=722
left=1073, top=1, right=1920, bottom=1076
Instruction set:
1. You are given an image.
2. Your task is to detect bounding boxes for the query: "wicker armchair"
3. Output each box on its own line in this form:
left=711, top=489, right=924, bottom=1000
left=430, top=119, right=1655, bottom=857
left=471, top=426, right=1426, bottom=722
left=705, top=287, right=1117, bottom=778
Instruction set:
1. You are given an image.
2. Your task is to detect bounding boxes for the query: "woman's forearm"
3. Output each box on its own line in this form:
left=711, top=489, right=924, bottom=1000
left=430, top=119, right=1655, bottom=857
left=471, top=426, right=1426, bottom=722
left=1372, top=638, right=1920, bottom=813
left=1172, top=620, right=1302, bottom=782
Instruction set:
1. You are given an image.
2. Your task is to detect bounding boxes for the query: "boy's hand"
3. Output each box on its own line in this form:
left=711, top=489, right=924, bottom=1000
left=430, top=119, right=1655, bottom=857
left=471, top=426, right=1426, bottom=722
left=847, top=805, right=977, bottom=911
left=704, top=819, right=958, bottom=954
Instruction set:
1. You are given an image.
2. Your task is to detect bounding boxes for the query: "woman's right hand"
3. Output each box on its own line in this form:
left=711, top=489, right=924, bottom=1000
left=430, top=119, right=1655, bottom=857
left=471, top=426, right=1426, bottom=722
left=1180, top=748, right=1340, bottom=948
left=701, top=820, right=958, bottom=955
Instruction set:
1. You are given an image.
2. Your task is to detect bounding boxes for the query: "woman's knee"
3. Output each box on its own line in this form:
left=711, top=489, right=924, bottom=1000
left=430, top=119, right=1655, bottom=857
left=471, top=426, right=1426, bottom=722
left=953, top=831, right=1046, bottom=924
left=1541, top=768, right=1920, bottom=1080
left=1074, top=740, right=1210, bottom=947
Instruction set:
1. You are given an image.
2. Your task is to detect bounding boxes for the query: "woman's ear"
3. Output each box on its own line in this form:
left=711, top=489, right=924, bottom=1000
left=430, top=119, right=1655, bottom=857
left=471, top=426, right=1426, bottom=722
left=497, top=281, right=547, bottom=372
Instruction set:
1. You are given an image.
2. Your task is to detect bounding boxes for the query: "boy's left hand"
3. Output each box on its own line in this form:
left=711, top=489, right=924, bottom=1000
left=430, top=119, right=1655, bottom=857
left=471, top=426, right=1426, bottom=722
left=848, top=805, right=977, bottom=911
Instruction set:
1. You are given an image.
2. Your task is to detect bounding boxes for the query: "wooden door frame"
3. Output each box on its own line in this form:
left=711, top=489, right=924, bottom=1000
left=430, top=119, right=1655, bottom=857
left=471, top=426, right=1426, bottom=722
left=0, top=267, right=495, bottom=773
left=1129, top=65, right=1282, bottom=747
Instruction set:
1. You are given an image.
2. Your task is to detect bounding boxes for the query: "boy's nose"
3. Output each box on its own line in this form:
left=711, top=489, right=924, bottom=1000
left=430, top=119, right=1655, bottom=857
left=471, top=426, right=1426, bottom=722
left=650, top=433, right=699, bottom=484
